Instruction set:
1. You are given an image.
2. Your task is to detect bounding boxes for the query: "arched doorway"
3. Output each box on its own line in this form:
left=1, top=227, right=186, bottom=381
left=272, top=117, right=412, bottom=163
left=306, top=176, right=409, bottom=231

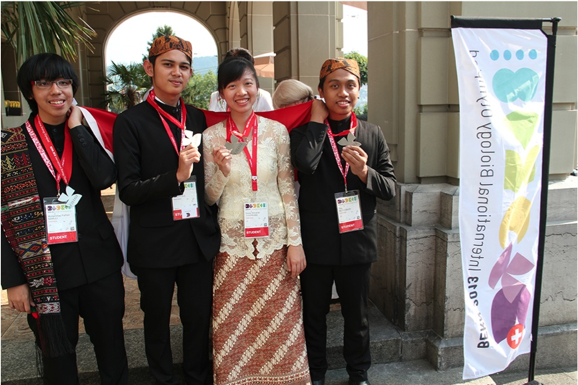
left=82, top=2, right=228, bottom=107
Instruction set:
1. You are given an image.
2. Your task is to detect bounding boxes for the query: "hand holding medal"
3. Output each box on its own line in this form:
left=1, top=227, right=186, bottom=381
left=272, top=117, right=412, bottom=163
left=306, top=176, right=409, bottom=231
left=213, top=145, right=232, bottom=177
left=341, top=145, right=369, bottom=184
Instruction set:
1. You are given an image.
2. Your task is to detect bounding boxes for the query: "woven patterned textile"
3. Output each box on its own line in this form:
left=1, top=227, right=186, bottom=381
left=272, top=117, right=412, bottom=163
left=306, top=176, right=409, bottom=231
left=1, top=126, right=60, bottom=313
left=213, top=247, right=310, bottom=385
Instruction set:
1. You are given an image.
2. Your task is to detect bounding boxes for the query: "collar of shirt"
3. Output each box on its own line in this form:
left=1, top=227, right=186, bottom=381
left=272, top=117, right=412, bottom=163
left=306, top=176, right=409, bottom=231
left=327, top=115, right=353, bottom=134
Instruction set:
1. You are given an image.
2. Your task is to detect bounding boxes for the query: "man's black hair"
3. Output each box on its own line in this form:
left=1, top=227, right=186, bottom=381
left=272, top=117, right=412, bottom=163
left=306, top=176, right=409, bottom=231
left=16, top=53, right=79, bottom=113
left=217, top=57, right=259, bottom=93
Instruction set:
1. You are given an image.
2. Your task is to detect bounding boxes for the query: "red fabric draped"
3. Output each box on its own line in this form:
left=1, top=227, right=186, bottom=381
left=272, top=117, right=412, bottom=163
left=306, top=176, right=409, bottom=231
left=82, top=101, right=313, bottom=155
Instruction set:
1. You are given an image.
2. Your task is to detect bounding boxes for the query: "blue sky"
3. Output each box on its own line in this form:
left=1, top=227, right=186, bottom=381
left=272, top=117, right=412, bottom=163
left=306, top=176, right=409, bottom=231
left=105, top=5, right=367, bottom=67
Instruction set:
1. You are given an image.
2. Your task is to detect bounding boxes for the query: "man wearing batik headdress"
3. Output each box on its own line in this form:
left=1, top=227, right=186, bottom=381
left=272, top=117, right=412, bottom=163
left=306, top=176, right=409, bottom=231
left=290, top=58, right=397, bottom=385
left=113, top=35, right=220, bottom=384
left=1, top=53, right=128, bottom=384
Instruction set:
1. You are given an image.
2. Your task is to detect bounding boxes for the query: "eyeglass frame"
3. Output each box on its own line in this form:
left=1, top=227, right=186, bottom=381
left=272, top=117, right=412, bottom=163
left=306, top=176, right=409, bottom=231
left=31, top=79, right=73, bottom=89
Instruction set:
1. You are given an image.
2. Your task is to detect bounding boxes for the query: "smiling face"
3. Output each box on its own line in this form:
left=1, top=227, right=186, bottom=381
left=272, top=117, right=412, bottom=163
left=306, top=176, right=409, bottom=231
left=220, top=69, right=258, bottom=119
left=318, top=68, right=360, bottom=121
left=145, top=49, right=192, bottom=106
left=31, top=78, right=74, bottom=125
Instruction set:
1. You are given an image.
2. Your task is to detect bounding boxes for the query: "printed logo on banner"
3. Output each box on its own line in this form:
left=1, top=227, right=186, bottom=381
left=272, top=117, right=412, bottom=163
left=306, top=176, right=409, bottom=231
left=489, top=48, right=540, bottom=348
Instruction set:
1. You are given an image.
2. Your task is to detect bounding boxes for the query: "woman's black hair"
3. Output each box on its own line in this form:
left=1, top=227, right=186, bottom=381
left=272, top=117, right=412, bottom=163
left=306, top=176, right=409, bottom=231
left=16, top=53, right=79, bottom=113
left=217, top=57, right=259, bottom=93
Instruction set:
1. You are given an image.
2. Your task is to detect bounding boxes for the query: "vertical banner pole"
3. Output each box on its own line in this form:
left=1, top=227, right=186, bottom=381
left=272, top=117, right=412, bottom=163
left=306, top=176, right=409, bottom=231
left=527, top=17, right=561, bottom=384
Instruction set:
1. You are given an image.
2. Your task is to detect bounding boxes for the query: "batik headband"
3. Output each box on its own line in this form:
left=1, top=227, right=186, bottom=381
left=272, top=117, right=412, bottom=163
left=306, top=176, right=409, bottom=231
left=319, top=58, right=360, bottom=81
left=149, top=35, right=193, bottom=62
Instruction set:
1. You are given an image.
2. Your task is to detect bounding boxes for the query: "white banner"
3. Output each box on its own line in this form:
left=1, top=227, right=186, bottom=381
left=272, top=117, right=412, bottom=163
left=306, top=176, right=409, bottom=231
left=452, top=26, right=548, bottom=379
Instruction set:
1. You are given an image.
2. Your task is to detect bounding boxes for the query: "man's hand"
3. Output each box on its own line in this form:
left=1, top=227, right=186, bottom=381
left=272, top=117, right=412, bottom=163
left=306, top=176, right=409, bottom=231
left=287, top=244, right=307, bottom=278
left=67, top=105, right=83, bottom=128
left=310, top=99, right=329, bottom=124
left=212, top=146, right=232, bottom=177
left=342, top=145, right=368, bottom=184
left=176, top=144, right=201, bottom=183
left=7, top=283, right=34, bottom=314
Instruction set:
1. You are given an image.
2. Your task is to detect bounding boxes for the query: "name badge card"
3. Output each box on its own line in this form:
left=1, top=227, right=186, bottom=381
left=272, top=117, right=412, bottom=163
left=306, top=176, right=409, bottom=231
left=244, top=202, right=269, bottom=238
left=43, top=198, right=78, bottom=244
left=172, top=176, right=200, bottom=220
left=334, top=190, right=364, bottom=233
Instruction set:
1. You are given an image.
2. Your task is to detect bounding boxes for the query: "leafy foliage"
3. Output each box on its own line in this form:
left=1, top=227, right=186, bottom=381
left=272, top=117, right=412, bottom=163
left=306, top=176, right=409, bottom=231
left=102, top=62, right=149, bottom=113
left=354, top=103, right=368, bottom=121
left=1, top=2, right=95, bottom=66
left=182, top=71, right=217, bottom=110
left=344, top=52, right=368, bottom=86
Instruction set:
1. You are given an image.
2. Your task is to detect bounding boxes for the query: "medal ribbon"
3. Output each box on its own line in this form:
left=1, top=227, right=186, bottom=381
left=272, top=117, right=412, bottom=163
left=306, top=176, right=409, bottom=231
left=227, top=112, right=259, bottom=191
left=147, top=89, right=187, bottom=154
left=325, top=113, right=358, bottom=192
left=25, top=115, right=72, bottom=194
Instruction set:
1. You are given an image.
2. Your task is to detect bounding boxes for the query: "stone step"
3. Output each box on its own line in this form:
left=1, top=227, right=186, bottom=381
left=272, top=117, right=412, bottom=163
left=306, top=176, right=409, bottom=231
left=1, top=303, right=407, bottom=384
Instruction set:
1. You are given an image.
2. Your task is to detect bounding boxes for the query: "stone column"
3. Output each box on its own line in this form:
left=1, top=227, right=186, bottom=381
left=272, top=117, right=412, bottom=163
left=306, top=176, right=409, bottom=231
left=238, top=2, right=275, bottom=94
left=272, top=1, right=343, bottom=92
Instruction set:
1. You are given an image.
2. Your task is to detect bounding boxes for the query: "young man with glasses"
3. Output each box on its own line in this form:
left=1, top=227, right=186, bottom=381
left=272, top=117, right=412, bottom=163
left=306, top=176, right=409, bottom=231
left=1, top=53, right=128, bottom=384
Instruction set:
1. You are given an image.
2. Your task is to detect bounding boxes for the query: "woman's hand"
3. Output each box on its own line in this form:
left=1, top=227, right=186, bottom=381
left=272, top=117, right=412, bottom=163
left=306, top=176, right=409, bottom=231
left=287, top=244, right=307, bottom=278
left=213, top=146, right=232, bottom=177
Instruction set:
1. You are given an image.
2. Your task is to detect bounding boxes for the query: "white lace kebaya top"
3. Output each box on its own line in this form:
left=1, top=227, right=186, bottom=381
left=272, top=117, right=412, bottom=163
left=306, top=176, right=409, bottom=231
left=203, top=116, right=302, bottom=259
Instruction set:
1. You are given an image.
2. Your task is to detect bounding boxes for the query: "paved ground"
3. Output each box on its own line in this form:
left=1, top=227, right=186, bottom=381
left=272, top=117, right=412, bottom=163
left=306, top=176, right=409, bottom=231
left=2, top=186, right=576, bottom=384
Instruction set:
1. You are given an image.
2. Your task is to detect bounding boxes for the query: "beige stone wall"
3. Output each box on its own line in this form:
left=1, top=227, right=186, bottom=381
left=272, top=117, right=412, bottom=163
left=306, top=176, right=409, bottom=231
left=368, top=1, right=577, bottom=184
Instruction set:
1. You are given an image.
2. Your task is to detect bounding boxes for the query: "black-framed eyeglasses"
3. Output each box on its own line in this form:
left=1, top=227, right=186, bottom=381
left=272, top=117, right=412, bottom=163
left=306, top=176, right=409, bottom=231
left=31, top=79, right=73, bottom=89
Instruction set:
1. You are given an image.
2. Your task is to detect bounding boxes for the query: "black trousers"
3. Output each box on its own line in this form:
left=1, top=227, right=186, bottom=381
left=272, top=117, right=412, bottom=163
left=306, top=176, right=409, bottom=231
left=132, top=260, right=213, bottom=385
left=300, top=263, right=371, bottom=382
left=28, top=271, right=128, bottom=385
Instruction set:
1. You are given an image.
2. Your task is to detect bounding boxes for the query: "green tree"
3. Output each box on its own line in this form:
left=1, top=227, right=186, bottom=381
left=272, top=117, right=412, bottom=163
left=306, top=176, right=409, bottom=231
left=353, top=104, right=368, bottom=121
left=103, top=62, right=149, bottom=113
left=1, top=2, right=95, bottom=66
left=182, top=71, right=217, bottom=110
left=344, top=52, right=368, bottom=86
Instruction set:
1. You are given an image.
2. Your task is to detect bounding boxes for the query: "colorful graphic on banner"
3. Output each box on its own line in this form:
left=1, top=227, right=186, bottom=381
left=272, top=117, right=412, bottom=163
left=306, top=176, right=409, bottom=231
left=452, top=27, right=547, bottom=379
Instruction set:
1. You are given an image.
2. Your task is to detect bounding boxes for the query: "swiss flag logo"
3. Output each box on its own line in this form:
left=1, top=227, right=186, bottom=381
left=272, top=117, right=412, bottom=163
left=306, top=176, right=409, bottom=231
left=507, top=324, right=524, bottom=349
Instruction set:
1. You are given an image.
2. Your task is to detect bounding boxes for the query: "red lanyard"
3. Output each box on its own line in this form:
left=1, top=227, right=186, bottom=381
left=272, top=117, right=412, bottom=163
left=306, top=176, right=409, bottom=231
left=325, top=113, right=358, bottom=191
left=147, top=89, right=187, bottom=154
left=25, top=115, right=72, bottom=194
left=227, top=112, right=259, bottom=191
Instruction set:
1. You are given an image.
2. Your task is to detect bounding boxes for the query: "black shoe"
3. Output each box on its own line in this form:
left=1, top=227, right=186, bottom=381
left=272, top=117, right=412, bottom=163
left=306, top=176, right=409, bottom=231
left=312, top=379, right=325, bottom=385
left=349, top=380, right=371, bottom=385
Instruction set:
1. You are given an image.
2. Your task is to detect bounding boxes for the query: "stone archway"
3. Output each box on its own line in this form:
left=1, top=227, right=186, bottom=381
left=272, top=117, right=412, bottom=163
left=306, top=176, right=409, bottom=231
left=82, top=2, right=228, bottom=107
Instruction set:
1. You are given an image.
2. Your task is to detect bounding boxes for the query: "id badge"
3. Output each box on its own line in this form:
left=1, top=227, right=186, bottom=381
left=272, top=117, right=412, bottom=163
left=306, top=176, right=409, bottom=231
left=172, top=176, right=200, bottom=220
left=334, top=190, right=364, bottom=233
left=43, top=197, right=78, bottom=244
left=244, top=201, right=269, bottom=238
